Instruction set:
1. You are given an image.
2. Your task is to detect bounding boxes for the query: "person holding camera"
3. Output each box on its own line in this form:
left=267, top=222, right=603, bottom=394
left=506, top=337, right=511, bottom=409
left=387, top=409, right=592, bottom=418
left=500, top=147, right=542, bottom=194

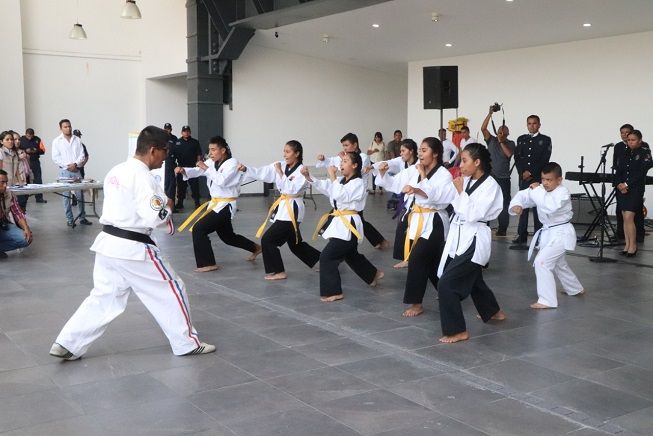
left=0, top=169, right=32, bottom=259
left=513, top=115, right=552, bottom=244
left=481, top=105, right=515, bottom=237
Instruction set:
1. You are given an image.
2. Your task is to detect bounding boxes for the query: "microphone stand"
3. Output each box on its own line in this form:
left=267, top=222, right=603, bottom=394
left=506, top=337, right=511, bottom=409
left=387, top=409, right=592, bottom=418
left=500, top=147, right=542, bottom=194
left=590, top=145, right=617, bottom=263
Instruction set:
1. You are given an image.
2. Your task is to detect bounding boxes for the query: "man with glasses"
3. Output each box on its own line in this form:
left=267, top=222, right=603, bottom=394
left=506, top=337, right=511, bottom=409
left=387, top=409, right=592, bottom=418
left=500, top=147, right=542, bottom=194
left=50, top=126, right=215, bottom=360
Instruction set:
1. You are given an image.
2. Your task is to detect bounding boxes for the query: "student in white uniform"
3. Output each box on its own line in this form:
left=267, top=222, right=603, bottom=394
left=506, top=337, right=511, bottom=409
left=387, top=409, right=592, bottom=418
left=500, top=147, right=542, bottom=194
left=301, top=152, right=384, bottom=302
left=437, top=143, right=506, bottom=344
left=49, top=126, right=215, bottom=360
left=316, top=133, right=389, bottom=250
left=509, top=162, right=584, bottom=309
left=175, top=136, right=261, bottom=272
left=372, top=139, right=418, bottom=268
left=239, top=140, right=320, bottom=281
left=376, top=137, right=457, bottom=317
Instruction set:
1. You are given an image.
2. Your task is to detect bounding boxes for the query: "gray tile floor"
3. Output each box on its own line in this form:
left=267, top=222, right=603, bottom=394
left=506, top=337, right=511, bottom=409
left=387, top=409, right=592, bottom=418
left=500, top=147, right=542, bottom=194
left=1, top=192, right=652, bottom=435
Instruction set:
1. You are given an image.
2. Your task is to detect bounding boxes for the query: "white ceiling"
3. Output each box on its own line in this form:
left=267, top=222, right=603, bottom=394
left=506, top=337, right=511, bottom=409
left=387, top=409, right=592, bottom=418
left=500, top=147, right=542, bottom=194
left=250, top=0, right=653, bottom=75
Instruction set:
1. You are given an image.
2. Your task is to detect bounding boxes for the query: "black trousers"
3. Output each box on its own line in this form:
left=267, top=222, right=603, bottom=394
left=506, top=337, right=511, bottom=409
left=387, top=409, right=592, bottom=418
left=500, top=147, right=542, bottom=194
left=164, top=158, right=177, bottom=201
left=517, top=179, right=542, bottom=238
left=192, top=206, right=257, bottom=267
left=319, top=237, right=377, bottom=297
left=261, top=220, right=321, bottom=273
left=495, top=177, right=511, bottom=233
left=438, top=242, right=501, bottom=336
left=359, top=211, right=385, bottom=247
left=176, top=175, right=200, bottom=207
left=404, top=215, right=445, bottom=305
left=32, top=161, right=44, bottom=201
left=392, top=216, right=408, bottom=260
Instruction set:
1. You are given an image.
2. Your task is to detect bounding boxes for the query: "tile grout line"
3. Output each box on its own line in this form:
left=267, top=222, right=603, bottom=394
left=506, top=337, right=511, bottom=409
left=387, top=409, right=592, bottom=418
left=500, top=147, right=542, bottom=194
left=179, top=271, right=631, bottom=435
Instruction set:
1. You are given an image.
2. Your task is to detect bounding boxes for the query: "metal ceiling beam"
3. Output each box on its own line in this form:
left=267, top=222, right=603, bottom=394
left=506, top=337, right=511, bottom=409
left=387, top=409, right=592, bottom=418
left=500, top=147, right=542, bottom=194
left=231, top=0, right=392, bottom=30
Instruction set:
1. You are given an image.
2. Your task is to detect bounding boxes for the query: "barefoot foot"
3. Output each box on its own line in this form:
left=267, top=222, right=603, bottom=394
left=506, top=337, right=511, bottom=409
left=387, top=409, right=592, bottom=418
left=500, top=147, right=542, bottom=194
left=490, top=310, right=507, bottom=320
left=439, top=331, right=470, bottom=343
left=369, top=270, right=385, bottom=287
left=374, top=240, right=390, bottom=250
left=194, top=265, right=220, bottom=273
left=247, top=244, right=262, bottom=261
left=402, top=304, right=424, bottom=317
left=529, top=302, right=555, bottom=309
left=264, top=272, right=288, bottom=281
left=393, top=260, right=408, bottom=269
left=320, top=294, right=344, bottom=302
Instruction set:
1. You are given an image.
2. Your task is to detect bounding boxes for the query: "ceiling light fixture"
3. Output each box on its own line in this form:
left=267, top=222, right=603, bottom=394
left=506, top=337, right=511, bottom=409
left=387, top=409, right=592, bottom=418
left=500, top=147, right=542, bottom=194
left=583, top=23, right=592, bottom=27
left=69, top=23, right=87, bottom=40
left=121, top=0, right=142, bottom=19
left=321, top=34, right=329, bottom=44
left=69, top=0, right=87, bottom=40
left=445, top=43, right=453, bottom=47
left=372, top=23, right=380, bottom=28
left=431, top=12, right=439, bottom=22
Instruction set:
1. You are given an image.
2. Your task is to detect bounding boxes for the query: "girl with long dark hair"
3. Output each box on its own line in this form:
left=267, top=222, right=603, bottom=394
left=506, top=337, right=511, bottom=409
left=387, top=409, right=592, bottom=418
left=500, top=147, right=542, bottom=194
left=437, top=143, right=506, bottom=343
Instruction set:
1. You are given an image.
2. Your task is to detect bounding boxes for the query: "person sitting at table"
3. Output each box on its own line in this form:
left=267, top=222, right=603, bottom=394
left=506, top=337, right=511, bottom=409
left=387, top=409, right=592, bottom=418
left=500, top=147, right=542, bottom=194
left=0, top=169, right=33, bottom=259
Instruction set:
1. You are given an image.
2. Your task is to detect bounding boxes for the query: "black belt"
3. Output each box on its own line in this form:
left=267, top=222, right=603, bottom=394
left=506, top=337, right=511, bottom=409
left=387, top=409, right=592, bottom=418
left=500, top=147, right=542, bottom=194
left=102, top=225, right=155, bottom=245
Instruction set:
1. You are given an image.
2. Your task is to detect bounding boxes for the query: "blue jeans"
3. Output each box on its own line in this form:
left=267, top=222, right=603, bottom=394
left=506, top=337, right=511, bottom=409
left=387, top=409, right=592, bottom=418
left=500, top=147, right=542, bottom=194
left=59, top=169, right=86, bottom=222
left=0, top=223, right=30, bottom=252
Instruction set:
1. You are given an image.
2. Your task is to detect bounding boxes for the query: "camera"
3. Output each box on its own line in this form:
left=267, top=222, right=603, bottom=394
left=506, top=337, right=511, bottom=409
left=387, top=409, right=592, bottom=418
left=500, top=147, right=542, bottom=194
left=491, top=102, right=501, bottom=113
left=274, top=31, right=279, bottom=38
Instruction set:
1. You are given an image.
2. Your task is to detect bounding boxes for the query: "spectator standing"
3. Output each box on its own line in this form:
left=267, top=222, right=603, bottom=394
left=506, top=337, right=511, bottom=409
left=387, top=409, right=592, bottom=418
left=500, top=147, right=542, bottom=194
left=19, top=128, right=47, bottom=203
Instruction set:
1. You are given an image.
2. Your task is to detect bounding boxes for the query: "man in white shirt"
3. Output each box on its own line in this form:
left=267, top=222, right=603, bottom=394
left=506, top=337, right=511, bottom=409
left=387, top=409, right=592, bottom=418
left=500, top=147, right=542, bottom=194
left=49, top=125, right=215, bottom=359
left=438, top=128, right=458, bottom=167
left=51, top=119, right=92, bottom=227
left=459, top=126, right=476, bottom=149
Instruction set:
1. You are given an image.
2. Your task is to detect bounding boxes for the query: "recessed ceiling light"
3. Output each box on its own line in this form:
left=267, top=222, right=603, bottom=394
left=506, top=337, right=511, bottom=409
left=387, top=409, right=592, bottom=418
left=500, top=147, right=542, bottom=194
left=372, top=23, right=380, bottom=28
left=583, top=23, right=592, bottom=27
left=506, top=0, right=514, bottom=2
left=445, top=43, right=453, bottom=47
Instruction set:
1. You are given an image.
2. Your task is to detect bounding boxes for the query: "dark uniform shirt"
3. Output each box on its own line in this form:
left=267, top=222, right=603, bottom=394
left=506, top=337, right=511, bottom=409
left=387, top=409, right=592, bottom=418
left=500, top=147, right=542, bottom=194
left=165, top=134, right=178, bottom=167
left=514, top=133, right=552, bottom=183
left=173, top=137, right=202, bottom=167
left=616, top=146, right=653, bottom=189
left=613, top=140, right=650, bottom=171
left=19, top=136, right=44, bottom=163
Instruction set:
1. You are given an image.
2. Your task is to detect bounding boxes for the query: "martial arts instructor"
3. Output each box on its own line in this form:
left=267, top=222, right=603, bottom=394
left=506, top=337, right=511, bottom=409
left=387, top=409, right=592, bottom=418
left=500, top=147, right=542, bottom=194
left=50, top=126, right=215, bottom=360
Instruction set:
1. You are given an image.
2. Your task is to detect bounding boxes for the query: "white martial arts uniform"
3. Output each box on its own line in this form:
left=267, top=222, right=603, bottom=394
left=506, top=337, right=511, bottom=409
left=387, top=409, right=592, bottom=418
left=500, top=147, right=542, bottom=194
left=509, top=184, right=583, bottom=307
left=55, top=158, right=203, bottom=356
left=375, top=165, right=455, bottom=242
left=310, top=176, right=366, bottom=242
left=245, top=162, right=309, bottom=224
left=438, top=175, right=504, bottom=277
left=182, top=157, right=241, bottom=219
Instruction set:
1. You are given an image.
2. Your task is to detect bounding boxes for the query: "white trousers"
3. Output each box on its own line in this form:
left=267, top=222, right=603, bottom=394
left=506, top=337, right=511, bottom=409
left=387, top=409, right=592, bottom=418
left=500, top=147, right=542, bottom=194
left=533, top=243, right=583, bottom=307
left=55, top=247, right=201, bottom=356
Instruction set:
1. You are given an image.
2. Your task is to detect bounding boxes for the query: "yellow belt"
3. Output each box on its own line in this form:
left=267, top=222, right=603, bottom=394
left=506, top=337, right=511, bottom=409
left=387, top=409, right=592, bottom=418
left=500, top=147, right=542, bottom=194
left=403, top=205, right=439, bottom=261
left=178, top=197, right=237, bottom=232
left=312, top=209, right=361, bottom=241
left=256, top=194, right=302, bottom=243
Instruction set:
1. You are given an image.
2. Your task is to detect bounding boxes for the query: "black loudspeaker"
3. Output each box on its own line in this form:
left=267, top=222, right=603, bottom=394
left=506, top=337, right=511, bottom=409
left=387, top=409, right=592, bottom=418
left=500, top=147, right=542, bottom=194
left=423, top=66, right=458, bottom=109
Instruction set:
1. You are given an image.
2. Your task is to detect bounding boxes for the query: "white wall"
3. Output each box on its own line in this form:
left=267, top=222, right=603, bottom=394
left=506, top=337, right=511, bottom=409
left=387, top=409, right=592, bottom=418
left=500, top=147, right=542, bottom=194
left=225, top=43, right=408, bottom=192
left=145, top=76, right=187, bottom=134
left=19, top=0, right=187, bottom=183
left=0, top=0, right=26, bottom=130
left=408, top=31, right=653, bottom=209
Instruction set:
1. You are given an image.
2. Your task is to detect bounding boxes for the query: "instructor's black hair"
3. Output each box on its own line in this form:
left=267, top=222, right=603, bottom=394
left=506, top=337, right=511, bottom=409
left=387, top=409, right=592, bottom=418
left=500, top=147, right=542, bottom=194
left=136, top=126, right=169, bottom=154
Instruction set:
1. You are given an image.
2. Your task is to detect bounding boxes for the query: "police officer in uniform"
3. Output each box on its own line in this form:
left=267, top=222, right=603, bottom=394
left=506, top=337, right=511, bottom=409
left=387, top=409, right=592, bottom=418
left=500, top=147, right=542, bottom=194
left=513, top=115, right=552, bottom=244
left=613, top=123, right=649, bottom=242
left=163, top=123, right=178, bottom=209
left=615, top=130, right=652, bottom=256
left=173, top=125, right=203, bottom=210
